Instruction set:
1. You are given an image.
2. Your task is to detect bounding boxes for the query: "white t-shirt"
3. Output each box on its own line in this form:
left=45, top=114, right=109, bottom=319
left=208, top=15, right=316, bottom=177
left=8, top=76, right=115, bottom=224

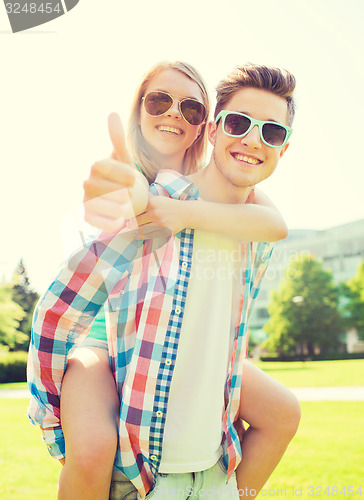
left=159, top=230, right=240, bottom=473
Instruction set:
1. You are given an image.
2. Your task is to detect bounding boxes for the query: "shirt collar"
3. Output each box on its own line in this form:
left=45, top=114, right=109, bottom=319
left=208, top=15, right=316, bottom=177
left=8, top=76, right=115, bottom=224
left=153, top=169, right=200, bottom=201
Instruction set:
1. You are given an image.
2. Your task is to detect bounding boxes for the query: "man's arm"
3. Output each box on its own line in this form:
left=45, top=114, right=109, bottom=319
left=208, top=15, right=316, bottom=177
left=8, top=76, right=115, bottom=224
left=82, top=114, right=287, bottom=242
left=134, top=188, right=288, bottom=242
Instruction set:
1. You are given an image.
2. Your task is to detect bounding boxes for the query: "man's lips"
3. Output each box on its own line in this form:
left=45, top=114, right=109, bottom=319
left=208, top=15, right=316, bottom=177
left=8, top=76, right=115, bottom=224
left=157, top=125, right=183, bottom=135
left=231, top=152, right=262, bottom=165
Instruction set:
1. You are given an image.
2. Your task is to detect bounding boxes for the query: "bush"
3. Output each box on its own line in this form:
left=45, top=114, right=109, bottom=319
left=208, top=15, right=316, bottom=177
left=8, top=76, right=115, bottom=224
left=0, top=350, right=28, bottom=383
left=260, top=352, right=364, bottom=362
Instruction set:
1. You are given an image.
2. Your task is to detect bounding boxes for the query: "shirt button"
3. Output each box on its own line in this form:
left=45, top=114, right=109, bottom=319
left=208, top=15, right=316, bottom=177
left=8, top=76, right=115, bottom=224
left=150, top=455, right=158, bottom=461
left=165, top=359, right=172, bottom=366
left=156, top=410, right=163, bottom=418
left=188, top=186, right=196, bottom=194
left=175, top=307, right=182, bottom=315
left=182, top=261, right=188, bottom=269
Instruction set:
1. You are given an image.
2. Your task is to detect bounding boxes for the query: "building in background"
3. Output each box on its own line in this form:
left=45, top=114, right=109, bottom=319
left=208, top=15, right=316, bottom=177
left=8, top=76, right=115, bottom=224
left=250, top=218, right=364, bottom=353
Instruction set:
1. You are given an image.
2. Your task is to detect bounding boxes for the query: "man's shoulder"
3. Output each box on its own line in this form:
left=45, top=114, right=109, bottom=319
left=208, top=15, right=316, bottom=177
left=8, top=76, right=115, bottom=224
left=151, top=170, right=199, bottom=201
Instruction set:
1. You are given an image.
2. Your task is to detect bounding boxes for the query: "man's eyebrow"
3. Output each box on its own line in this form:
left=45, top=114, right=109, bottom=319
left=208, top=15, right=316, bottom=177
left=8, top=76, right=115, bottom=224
left=236, top=111, right=281, bottom=123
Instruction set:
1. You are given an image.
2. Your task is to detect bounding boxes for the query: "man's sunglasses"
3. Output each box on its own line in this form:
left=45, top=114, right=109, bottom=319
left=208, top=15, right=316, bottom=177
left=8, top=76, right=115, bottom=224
left=215, top=110, right=292, bottom=148
left=142, top=91, right=206, bottom=126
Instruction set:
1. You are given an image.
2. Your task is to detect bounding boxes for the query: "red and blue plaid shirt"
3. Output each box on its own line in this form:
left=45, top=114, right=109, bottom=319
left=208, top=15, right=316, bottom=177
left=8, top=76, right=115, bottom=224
left=27, top=170, right=274, bottom=498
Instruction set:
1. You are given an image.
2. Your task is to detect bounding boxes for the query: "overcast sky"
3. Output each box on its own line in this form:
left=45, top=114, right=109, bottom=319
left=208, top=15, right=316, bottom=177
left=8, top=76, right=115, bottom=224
left=1, top=0, right=363, bottom=293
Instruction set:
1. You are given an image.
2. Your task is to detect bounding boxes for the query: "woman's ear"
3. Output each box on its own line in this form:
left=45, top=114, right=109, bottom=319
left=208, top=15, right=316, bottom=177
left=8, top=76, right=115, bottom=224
left=207, top=121, right=217, bottom=146
left=196, top=121, right=205, bottom=137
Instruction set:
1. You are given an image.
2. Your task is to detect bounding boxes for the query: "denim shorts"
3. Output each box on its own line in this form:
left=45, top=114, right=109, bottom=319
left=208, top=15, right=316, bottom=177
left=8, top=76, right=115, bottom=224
left=77, top=335, right=108, bottom=351
left=109, top=471, right=138, bottom=500
left=140, top=459, right=238, bottom=500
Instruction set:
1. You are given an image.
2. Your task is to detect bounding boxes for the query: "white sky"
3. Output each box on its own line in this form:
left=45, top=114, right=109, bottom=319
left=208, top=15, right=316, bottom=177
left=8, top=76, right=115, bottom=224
left=1, top=0, right=363, bottom=293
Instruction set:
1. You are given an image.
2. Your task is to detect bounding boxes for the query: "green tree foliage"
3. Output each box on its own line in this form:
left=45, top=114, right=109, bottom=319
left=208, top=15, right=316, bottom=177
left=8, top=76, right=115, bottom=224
left=0, top=282, right=27, bottom=349
left=263, top=253, right=343, bottom=357
left=11, top=259, right=39, bottom=350
left=340, top=261, right=364, bottom=339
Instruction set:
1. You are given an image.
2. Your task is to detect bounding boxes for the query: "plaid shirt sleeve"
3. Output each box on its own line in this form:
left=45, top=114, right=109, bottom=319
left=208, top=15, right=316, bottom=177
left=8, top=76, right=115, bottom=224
left=250, top=241, right=274, bottom=302
left=27, top=232, right=139, bottom=458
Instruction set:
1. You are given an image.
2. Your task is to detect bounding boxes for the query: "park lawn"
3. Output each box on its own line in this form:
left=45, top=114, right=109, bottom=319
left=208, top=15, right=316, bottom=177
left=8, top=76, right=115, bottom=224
left=265, top=401, right=364, bottom=495
left=1, top=359, right=363, bottom=393
left=1, top=399, right=363, bottom=499
left=254, top=359, right=364, bottom=387
left=0, top=382, right=28, bottom=390
left=1, top=359, right=363, bottom=392
left=0, top=399, right=60, bottom=500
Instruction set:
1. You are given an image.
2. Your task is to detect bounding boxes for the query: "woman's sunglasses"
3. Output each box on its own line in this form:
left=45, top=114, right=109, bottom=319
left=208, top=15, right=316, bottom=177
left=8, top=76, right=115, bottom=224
left=215, top=110, right=292, bottom=148
left=142, top=91, right=206, bottom=126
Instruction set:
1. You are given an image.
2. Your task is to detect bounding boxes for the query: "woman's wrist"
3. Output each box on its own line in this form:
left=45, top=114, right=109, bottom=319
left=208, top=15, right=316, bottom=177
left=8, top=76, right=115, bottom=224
left=128, top=171, right=149, bottom=217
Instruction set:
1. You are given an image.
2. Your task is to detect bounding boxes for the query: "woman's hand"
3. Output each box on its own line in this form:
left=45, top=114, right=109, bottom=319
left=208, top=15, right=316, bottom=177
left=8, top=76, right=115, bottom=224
left=83, top=113, right=148, bottom=233
left=132, top=195, right=188, bottom=236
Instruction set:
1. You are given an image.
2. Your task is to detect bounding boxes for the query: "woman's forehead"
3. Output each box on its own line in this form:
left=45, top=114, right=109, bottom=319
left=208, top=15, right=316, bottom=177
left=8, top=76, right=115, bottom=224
left=145, top=68, right=203, bottom=102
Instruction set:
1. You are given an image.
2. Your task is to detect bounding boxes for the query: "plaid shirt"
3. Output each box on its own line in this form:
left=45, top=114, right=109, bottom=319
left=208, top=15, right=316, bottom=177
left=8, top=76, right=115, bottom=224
left=27, top=170, right=274, bottom=498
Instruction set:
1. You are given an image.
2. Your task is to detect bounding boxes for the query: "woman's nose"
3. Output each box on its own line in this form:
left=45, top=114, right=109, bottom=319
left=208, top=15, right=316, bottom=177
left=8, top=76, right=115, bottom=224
left=166, top=99, right=181, bottom=119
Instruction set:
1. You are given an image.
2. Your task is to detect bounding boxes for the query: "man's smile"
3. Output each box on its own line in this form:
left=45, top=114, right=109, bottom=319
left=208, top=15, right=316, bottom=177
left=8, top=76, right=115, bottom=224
left=230, top=152, right=262, bottom=165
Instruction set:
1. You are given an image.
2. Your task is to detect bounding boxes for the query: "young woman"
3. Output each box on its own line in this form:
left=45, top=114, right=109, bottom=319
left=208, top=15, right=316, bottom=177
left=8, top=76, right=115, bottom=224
left=58, top=61, right=300, bottom=499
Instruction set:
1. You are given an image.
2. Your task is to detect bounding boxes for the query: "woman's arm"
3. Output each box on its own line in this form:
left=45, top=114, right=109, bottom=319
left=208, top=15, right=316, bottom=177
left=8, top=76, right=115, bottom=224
left=83, top=113, right=149, bottom=233
left=135, top=187, right=288, bottom=242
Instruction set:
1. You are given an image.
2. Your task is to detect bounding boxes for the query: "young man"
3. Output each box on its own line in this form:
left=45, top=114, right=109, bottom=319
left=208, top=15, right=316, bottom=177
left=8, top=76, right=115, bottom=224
left=28, top=64, right=298, bottom=499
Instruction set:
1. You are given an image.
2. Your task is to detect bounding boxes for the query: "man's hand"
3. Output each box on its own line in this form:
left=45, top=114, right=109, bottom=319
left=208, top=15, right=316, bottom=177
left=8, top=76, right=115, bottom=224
left=83, top=113, right=148, bottom=233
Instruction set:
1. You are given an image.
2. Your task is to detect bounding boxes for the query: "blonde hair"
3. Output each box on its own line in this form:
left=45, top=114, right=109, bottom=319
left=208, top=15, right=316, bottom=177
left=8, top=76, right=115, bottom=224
left=215, top=63, right=296, bottom=126
left=127, top=61, right=210, bottom=183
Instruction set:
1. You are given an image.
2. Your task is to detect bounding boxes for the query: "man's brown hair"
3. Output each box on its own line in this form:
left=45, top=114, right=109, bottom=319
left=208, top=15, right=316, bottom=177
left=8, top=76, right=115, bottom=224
left=215, top=63, right=296, bottom=126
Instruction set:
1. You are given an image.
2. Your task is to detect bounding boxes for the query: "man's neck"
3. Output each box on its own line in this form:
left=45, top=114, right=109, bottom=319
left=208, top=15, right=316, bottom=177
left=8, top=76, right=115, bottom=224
left=189, top=159, right=252, bottom=204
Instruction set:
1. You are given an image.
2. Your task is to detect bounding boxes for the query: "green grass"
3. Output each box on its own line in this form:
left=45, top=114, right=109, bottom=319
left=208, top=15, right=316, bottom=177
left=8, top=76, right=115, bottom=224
left=1, top=359, right=363, bottom=393
left=0, top=399, right=60, bottom=500
left=0, top=382, right=28, bottom=390
left=254, top=359, right=364, bottom=387
left=265, top=401, right=364, bottom=495
left=1, top=399, right=363, bottom=499
left=1, top=360, right=363, bottom=498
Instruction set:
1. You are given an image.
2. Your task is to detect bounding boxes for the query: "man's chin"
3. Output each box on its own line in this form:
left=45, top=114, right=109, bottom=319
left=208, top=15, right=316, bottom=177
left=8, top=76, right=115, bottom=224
left=228, top=174, right=257, bottom=189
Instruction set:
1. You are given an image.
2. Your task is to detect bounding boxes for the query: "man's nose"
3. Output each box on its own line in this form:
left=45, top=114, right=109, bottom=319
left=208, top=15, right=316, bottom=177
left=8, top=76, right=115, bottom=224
left=240, top=124, right=261, bottom=148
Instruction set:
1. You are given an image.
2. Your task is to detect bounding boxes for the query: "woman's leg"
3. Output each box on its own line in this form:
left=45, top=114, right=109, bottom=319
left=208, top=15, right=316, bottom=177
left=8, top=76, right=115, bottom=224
left=235, top=360, right=301, bottom=499
left=58, top=346, right=120, bottom=500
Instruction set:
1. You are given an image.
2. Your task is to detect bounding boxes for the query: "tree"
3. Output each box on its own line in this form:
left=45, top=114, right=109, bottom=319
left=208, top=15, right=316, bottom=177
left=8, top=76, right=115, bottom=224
left=10, top=259, right=39, bottom=350
left=0, top=281, right=27, bottom=349
left=263, top=253, right=343, bottom=357
left=341, top=261, right=364, bottom=340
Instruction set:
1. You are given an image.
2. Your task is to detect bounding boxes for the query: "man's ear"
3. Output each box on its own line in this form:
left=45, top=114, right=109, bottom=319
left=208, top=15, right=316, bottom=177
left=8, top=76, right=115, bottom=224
left=280, top=142, right=290, bottom=158
left=207, top=121, right=217, bottom=146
